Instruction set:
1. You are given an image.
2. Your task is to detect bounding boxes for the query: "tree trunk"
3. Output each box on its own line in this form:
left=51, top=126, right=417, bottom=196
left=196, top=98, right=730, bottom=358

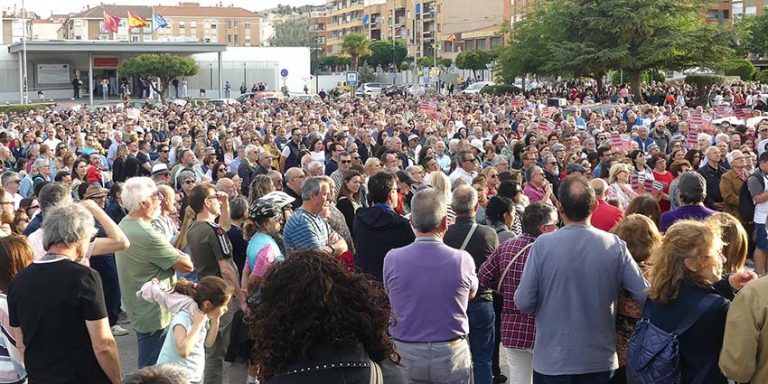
left=629, top=71, right=642, bottom=103
left=521, top=74, right=526, bottom=94
left=595, top=74, right=604, bottom=95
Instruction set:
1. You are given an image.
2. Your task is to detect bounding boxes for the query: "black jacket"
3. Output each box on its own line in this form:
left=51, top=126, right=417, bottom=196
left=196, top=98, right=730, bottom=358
left=266, top=342, right=407, bottom=384
left=353, top=205, right=415, bottom=282
left=443, top=217, right=499, bottom=301
left=645, top=280, right=733, bottom=384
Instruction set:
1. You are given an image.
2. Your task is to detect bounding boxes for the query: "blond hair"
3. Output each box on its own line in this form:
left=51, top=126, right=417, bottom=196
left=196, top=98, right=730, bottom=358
left=611, top=214, right=661, bottom=264
left=705, top=213, right=748, bottom=274
left=648, top=220, right=723, bottom=303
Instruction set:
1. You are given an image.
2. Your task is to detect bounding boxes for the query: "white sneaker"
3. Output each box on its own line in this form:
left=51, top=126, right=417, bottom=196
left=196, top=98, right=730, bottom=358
left=111, top=325, right=129, bottom=336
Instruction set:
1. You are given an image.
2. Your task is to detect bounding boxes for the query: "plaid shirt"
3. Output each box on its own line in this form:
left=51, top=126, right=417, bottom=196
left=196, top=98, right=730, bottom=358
left=478, top=233, right=537, bottom=349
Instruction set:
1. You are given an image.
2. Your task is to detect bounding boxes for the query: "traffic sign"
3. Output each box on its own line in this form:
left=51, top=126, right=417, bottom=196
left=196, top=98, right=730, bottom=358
left=346, top=71, right=359, bottom=87
left=280, top=68, right=289, bottom=78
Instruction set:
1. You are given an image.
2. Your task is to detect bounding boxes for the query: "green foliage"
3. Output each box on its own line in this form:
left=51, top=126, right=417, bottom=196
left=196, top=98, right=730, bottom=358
left=652, top=72, right=666, bottom=83
left=724, top=59, right=757, bottom=80
left=118, top=54, right=198, bottom=102
left=0, top=104, right=50, bottom=113
left=758, top=70, right=768, bottom=83
left=416, top=56, right=433, bottom=67
left=456, top=50, right=493, bottom=79
left=437, top=58, right=453, bottom=67
left=268, top=16, right=315, bottom=47
left=734, top=14, right=768, bottom=57
left=684, top=74, right=725, bottom=88
left=342, top=33, right=372, bottom=70
left=399, top=62, right=410, bottom=71
left=685, top=74, right=725, bottom=106
left=358, top=61, right=377, bottom=83
left=497, top=0, right=733, bottom=99
left=318, top=55, right=350, bottom=72
left=479, top=84, right=521, bottom=95
left=365, top=40, right=407, bottom=69
left=609, top=71, right=650, bottom=85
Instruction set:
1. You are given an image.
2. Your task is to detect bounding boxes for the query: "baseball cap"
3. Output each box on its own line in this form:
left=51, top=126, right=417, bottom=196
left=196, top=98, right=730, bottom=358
left=408, top=134, right=420, bottom=142
left=470, top=139, right=485, bottom=154
left=677, top=172, right=706, bottom=199
left=152, top=163, right=169, bottom=176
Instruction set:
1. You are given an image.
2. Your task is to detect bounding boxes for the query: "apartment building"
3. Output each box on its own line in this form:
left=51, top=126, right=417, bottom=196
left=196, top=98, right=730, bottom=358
left=59, top=3, right=260, bottom=46
left=1, top=8, right=35, bottom=45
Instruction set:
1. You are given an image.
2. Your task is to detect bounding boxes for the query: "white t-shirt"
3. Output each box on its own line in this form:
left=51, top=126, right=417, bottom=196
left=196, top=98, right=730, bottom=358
left=29, top=229, right=97, bottom=266
left=753, top=175, right=768, bottom=225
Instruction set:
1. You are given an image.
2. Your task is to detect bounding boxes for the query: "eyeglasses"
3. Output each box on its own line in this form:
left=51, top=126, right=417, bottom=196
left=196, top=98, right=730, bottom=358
left=150, top=191, right=162, bottom=200
left=218, top=167, right=227, bottom=172
left=490, top=174, right=499, bottom=178
left=425, top=131, right=435, bottom=135
left=184, top=179, right=196, bottom=184
left=340, top=160, right=352, bottom=164
left=462, top=158, right=475, bottom=163
left=159, top=150, right=169, bottom=153
left=352, top=156, right=361, bottom=160
left=26, top=205, right=38, bottom=211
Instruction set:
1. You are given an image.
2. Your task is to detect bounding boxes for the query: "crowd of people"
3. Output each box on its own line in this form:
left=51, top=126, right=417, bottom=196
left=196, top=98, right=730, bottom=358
left=0, top=78, right=767, bottom=384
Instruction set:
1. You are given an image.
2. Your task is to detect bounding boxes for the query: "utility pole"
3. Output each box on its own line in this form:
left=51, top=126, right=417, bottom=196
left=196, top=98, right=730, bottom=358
left=22, top=0, right=28, bottom=105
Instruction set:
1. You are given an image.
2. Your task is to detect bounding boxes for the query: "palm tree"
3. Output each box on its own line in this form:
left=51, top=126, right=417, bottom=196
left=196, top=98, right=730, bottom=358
left=342, top=33, right=371, bottom=70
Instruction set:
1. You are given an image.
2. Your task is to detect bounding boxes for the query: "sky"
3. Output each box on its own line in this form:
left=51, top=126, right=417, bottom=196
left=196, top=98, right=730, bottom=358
left=18, top=0, right=325, bottom=17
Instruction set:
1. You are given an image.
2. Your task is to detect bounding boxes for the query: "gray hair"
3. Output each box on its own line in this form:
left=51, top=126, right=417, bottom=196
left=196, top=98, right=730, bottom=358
left=521, top=203, right=558, bottom=236
left=525, top=166, right=541, bottom=183
left=176, top=170, right=197, bottom=189
left=123, top=364, right=191, bottom=384
left=42, top=204, right=95, bottom=251
left=229, top=196, right=248, bottom=220
left=726, top=150, right=743, bottom=164
left=307, top=161, right=324, bottom=174
left=301, top=176, right=328, bottom=201
left=122, top=177, right=157, bottom=213
left=244, top=145, right=258, bottom=158
left=411, top=188, right=447, bottom=233
left=1, top=171, right=17, bottom=187
left=452, top=185, right=478, bottom=217
left=38, top=183, right=72, bottom=212
left=32, top=158, right=48, bottom=171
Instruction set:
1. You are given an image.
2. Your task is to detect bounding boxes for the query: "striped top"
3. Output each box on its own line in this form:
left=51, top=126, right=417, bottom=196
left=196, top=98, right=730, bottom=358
left=283, top=208, right=335, bottom=254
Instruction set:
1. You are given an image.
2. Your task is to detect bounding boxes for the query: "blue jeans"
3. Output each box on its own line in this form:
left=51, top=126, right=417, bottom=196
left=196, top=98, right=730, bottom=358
left=533, top=370, right=614, bottom=384
left=90, top=254, right=121, bottom=326
left=136, top=329, right=166, bottom=368
left=467, top=300, right=495, bottom=384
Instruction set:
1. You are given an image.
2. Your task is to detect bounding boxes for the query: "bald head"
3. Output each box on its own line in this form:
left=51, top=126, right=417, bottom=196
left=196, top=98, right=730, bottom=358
left=216, top=177, right=238, bottom=198
left=590, top=178, right=608, bottom=199
left=285, top=167, right=306, bottom=193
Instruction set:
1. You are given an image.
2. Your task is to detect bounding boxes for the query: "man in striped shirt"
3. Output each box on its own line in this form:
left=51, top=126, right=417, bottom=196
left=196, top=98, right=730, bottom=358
left=478, top=203, right=559, bottom=384
left=283, top=176, right=348, bottom=257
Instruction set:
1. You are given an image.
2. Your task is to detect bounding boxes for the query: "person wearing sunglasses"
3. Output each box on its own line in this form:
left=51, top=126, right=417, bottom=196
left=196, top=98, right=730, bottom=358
left=449, top=150, right=479, bottom=186
left=330, top=152, right=353, bottom=198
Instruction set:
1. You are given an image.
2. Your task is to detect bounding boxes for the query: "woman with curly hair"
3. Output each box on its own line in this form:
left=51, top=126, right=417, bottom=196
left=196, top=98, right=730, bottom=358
left=250, top=250, right=406, bottom=384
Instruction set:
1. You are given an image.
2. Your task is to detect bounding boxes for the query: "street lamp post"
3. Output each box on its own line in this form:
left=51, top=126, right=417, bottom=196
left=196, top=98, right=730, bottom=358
left=21, top=0, right=28, bottom=105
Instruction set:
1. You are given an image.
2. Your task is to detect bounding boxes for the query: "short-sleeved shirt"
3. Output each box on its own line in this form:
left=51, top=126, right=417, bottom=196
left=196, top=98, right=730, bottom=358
left=187, top=221, right=237, bottom=280
left=8, top=258, right=110, bottom=383
left=156, top=311, right=208, bottom=382
left=283, top=208, right=335, bottom=254
left=246, top=233, right=283, bottom=278
left=116, top=218, right=181, bottom=333
left=748, top=173, right=768, bottom=224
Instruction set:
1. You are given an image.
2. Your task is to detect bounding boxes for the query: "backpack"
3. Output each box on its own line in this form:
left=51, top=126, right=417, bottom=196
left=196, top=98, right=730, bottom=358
left=627, top=295, right=718, bottom=384
left=739, top=172, right=765, bottom=222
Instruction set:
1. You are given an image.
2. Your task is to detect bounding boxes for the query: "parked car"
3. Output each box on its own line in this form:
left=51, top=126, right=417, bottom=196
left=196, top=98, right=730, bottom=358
left=207, top=98, right=240, bottom=106
left=288, top=93, right=323, bottom=102
left=359, top=82, right=385, bottom=95
left=461, top=81, right=495, bottom=94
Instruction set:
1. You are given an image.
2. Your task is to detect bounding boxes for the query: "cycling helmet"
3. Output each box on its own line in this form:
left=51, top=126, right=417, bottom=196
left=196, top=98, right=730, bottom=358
left=248, top=191, right=295, bottom=221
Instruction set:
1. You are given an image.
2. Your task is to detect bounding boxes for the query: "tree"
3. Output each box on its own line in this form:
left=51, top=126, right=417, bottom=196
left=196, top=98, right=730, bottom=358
left=342, top=33, right=371, bottom=70
left=495, top=2, right=555, bottom=90
left=365, top=39, right=407, bottom=69
left=267, top=16, right=316, bottom=47
left=416, top=56, right=433, bottom=67
left=318, top=55, right=350, bottom=72
left=725, top=59, right=757, bottom=80
left=456, top=50, right=493, bottom=80
left=118, top=54, right=198, bottom=102
left=733, top=13, right=768, bottom=57
left=497, top=0, right=733, bottom=99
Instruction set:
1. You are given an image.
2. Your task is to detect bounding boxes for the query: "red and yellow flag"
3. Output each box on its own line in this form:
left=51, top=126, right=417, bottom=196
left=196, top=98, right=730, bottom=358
left=128, top=11, right=148, bottom=29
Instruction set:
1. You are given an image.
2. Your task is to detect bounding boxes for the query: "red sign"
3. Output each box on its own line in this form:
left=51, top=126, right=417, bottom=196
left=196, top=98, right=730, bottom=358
left=93, top=57, right=118, bottom=68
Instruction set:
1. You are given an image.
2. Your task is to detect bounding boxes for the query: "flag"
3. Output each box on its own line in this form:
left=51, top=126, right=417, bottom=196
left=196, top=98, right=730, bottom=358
left=153, top=13, right=168, bottom=30
left=103, top=10, right=120, bottom=33
left=362, top=15, right=369, bottom=25
left=128, top=11, right=148, bottom=29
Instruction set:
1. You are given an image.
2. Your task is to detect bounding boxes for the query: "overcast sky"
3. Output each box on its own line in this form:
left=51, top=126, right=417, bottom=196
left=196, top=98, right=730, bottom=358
left=17, top=0, right=325, bottom=17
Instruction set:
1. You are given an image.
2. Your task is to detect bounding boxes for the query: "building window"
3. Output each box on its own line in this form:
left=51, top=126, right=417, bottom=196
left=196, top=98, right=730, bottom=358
left=227, top=20, right=232, bottom=28
left=244, top=22, right=251, bottom=29
left=131, top=35, right=139, bottom=42
left=490, top=36, right=502, bottom=49
left=234, top=35, right=239, bottom=44
left=179, top=21, right=185, bottom=29
left=444, top=41, right=452, bottom=52
left=228, top=34, right=232, bottom=42
left=204, top=37, right=211, bottom=42
left=465, top=39, right=475, bottom=50
left=245, top=35, right=251, bottom=42
left=190, top=21, right=197, bottom=28
left=209, top=23, right=217, bottom=29
left=234, top=20, right=239, bottom=27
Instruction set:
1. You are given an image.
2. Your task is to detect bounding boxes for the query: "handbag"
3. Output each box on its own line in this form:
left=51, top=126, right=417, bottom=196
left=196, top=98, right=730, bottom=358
left=497, top=243, right=533, bottom=291
left=369, top=359, right=384, bottom=384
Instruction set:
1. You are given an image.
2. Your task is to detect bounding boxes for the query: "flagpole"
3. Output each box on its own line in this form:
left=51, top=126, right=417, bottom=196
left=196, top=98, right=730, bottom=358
left=21, top=0, right=28, bottom=105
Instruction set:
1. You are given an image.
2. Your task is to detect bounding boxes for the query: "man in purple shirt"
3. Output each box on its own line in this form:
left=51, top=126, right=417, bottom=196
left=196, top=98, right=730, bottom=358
left=660, top=172, right=716, bottom=232
left=523, top=166, right=555, bottom=206
left=384, top=188, right=477, bottom=383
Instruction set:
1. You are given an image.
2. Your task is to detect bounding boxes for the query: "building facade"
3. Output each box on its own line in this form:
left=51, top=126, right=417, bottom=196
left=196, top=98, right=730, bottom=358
left=60, top=3, right=260, bottom=46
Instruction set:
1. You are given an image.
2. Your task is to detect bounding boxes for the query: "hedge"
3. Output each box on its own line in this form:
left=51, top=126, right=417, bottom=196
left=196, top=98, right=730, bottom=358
left=0, top=104, right=51, bottom=113
left=480, top=84, right=521, bottom=95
